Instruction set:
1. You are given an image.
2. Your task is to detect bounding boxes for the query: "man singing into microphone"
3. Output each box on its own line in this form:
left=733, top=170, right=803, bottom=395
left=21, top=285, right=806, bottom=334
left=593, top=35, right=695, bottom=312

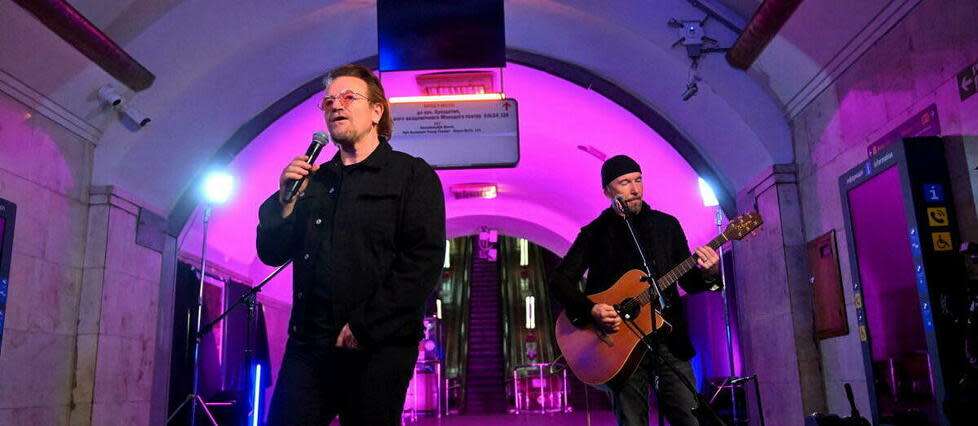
left=549, top=155, right=720, bottom=426
left=257, top=63, right=445, bottom=425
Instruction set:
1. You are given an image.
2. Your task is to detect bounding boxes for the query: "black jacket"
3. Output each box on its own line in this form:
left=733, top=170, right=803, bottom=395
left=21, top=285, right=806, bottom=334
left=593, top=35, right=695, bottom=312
left=257, top=141, right=446, bottom=348
left=549, top=202, right=716, bottom=360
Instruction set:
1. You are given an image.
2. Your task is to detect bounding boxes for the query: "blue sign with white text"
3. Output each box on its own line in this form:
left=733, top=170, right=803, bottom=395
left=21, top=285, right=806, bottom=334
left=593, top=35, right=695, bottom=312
left=923, top=184, right=945, bottom=202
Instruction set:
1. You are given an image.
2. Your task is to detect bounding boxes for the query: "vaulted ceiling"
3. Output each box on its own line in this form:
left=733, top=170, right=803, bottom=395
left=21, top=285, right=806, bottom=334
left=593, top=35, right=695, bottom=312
left=0, top=0, right=918, bottom=223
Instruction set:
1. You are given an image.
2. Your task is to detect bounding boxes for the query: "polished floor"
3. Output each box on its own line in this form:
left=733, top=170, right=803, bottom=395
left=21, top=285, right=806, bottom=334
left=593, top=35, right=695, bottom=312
left=404, top=410, right=619, bottom=426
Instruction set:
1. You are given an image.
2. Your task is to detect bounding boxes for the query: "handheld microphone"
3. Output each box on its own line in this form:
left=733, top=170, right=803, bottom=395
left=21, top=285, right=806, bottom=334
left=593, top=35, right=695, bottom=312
left=283, top=131, right=329, bottom=202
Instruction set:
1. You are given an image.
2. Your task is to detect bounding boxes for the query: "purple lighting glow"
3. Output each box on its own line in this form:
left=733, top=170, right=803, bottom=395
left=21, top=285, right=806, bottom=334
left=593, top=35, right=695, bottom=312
left=180, top=63, right=720, bottom=306
left=847, top=166, right=924, bottom=361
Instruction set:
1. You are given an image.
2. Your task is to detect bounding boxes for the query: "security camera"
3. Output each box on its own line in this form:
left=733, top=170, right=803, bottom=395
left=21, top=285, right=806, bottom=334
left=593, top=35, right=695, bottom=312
left=97, top=86, right=124, bottom=107
left=681, top=82, right=699, bottom=101
left=680, top=21, right=704, bottom=45
left=119, top=104, right=151, bottom=127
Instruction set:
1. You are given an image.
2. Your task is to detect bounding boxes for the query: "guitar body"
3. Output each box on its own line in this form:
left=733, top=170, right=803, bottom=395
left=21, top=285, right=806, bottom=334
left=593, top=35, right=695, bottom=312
left=555, top=269, right=672, bottom=388
left=553, top=211, right=763, bottom=389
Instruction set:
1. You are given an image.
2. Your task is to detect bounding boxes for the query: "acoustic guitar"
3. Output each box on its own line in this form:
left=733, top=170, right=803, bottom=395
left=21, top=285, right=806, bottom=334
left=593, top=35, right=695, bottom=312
left=554, top=212, right=763, bottom=387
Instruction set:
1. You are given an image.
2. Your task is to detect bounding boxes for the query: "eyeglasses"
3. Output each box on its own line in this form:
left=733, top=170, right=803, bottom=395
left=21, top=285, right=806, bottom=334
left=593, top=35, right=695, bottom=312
left=319, top=90, right=368, bottom=111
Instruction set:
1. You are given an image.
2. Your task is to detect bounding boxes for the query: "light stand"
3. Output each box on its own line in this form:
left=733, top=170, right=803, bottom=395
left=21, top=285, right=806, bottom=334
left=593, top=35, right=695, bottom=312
left=168, top=171, right=235, bottom=426
left=718, top=207, right=738, bottom=423
left=697, top=180, right=765, bottom=424
left=706, top=207, right=764, bottom=426
left=167, top=205, right=218, bottom=426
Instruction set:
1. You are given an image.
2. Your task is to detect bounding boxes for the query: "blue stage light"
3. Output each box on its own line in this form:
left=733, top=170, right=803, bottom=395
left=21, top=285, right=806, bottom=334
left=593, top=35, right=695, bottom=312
left=251, top=364, right=262, bottom=426
left=202, top=170, right=234, bottom=205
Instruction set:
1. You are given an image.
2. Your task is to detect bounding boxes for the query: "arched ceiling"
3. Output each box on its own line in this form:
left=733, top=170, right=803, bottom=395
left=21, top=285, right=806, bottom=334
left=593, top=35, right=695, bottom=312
left=0, top=0, right=913, bottom=215
left=178, top=63, right=725, bottom=303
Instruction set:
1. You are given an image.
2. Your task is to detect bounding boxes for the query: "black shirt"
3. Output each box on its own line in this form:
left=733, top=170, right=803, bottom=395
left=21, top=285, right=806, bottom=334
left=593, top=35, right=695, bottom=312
left=548, top=202, right=717, bottom=360
left=257, top=141, right=446, bottom=348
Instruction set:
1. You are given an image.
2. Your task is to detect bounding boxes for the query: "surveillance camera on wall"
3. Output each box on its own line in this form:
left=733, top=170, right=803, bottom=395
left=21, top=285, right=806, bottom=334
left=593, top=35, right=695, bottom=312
left=119, top=104, right=151, bottom=127
left=682, top=82, right=699, bottom=101
left=97, top=85, right=151, bottom=129
left=679, top=21, right=704, bottom=45
left=97, top=86, right=123, bottom=107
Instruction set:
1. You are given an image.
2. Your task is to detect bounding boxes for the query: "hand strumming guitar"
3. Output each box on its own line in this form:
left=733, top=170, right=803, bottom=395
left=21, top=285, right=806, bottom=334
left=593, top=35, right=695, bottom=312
left=591, top=303, right=622, bottom=333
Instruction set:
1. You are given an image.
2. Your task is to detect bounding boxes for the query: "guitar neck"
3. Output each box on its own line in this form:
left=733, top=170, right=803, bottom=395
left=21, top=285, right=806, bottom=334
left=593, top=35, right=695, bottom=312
left=637, top=233, right=728, bottom=304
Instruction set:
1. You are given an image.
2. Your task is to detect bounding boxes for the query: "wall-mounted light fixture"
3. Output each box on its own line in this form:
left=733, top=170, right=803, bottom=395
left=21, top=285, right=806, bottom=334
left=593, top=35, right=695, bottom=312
left=450, top=183, right=498, bottom=199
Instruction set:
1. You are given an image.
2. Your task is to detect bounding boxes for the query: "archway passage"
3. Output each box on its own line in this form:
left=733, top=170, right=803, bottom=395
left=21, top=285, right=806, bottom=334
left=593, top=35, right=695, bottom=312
left=436, top=234, right=615, bottom=414
left=179, top=62, right=724, bottom=305
left=175, top=60, right=734, bottom=421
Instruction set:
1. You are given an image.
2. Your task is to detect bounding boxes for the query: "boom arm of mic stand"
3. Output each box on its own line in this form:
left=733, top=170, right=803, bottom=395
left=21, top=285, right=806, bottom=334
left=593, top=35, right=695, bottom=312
left=198, top=261, right=291, bottom=338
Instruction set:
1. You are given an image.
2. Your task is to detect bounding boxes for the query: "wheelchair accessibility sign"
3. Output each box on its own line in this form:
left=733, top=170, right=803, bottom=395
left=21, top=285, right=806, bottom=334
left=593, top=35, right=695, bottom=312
left=931, top=232, right=952, bottom=251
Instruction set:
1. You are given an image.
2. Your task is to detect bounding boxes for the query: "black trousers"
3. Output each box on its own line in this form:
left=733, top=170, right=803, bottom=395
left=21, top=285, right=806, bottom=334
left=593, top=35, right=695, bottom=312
left=609, top=344, right=700, bottom=426
left=267, top=339, right=418, bottom=426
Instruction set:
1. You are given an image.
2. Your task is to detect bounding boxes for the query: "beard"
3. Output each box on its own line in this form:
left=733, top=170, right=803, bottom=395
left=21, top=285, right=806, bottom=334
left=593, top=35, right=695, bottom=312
left=626, top=198, right=642, bottom=214
left=327, top=124, right=358, bottom=147
left=330, top=132, right=354, bottom=147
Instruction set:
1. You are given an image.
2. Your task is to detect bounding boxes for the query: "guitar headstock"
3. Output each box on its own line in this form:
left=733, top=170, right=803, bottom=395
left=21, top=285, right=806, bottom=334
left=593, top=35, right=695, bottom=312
left=723, top=212, right=763, bottom=241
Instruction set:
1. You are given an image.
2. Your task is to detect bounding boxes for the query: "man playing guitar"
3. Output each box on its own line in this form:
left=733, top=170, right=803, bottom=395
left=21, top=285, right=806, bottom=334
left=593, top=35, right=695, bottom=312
left=549, top=155, right=720, bottom=426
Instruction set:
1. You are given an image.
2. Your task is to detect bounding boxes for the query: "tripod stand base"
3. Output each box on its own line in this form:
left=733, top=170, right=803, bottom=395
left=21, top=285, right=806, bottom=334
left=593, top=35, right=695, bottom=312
left=707, top=375, right=764, bottom=426
left=167, top=393, right=218, bottom=426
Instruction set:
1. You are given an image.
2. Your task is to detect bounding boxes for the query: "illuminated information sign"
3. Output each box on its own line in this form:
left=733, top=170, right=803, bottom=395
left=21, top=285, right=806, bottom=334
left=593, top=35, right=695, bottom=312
left=389, top=99, right=519, bottom=169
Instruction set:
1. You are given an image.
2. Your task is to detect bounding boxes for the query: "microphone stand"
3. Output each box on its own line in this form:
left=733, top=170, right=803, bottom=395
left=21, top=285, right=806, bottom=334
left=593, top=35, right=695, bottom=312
left=167, top=259, right=291, bottom=425
left=615, top=205, right=725, bottom=426
left=203, top=261, right=290, bottom=422
left=621, top=208, right=667, bottom=311
left=197, top=261, right=290, bottom=348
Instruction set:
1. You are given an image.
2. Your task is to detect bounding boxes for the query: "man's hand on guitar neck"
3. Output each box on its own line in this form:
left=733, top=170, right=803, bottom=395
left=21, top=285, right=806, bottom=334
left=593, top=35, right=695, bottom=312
left=694, top=245, right=720, bottom=275
left=591, top=303, right=622, bottom=333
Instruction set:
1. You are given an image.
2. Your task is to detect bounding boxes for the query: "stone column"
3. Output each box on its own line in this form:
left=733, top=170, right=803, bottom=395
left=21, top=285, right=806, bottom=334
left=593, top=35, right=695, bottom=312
left=0, top=91, right=93, bottom=425
left=733, top=164, right=826, bottom=425
left=70, top=186, right=172, bottom=426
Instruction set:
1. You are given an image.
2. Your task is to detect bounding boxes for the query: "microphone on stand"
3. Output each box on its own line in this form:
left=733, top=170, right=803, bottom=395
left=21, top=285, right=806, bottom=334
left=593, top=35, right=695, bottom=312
left=612, top=194, right=629, bottom=216
left=283, top=131, right=330, bottom=202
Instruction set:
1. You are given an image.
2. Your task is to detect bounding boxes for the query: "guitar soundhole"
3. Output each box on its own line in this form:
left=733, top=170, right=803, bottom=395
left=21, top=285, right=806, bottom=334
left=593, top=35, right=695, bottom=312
left=615, top=298, right=641, bottom=320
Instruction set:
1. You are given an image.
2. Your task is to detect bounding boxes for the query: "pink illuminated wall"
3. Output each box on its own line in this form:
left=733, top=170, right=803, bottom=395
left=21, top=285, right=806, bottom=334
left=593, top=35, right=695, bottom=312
left=847, top=166, right=924, bottom=360
left=179, top=63, right=721, bottom=304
